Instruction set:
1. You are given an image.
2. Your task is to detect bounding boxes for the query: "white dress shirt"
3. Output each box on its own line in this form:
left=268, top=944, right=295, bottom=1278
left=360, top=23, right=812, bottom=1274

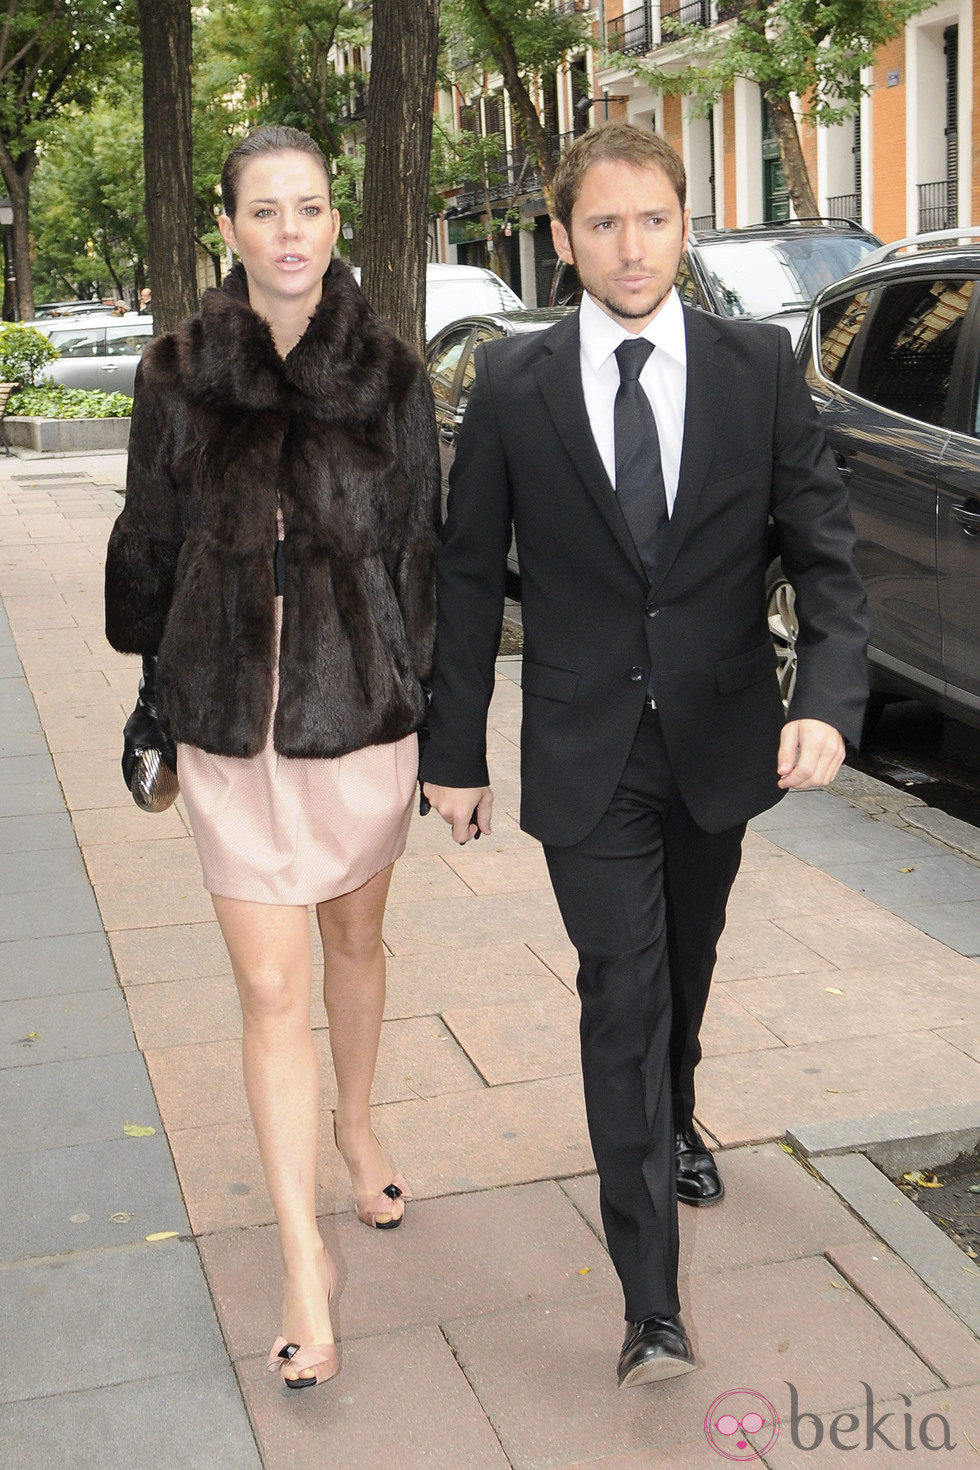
left=578, top=287, right=688, bottom=513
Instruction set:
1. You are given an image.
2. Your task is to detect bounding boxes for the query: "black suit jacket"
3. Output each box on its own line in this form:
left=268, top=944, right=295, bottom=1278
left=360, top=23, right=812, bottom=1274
left=420, top=304, right=869, bottom=846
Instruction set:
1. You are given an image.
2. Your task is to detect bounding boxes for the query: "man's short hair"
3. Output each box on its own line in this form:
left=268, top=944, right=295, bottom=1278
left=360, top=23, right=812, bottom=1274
left=552, top=122, right=687, bottom=230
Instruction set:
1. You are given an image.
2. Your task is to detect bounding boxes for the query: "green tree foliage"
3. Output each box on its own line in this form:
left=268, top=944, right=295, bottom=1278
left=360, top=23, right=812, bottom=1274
left=32, top=94, right=146, bottom=304
left=0, top=321, right=59, bottom=384
left=198, top=0, right=369, bottom=159
left=625, top=0, right=932, bottom=217
left=442, top=0, right=592, bottom=209
left=0, top=0, right=138, bottom=318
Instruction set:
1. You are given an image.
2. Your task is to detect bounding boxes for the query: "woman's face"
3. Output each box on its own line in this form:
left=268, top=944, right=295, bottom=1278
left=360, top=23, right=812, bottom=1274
left=218, top=149, right=340, bottom=316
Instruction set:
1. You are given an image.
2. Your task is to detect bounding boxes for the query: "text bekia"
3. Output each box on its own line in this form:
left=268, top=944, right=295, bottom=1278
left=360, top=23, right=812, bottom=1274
left=787, top=1382, right=955, bottom=1452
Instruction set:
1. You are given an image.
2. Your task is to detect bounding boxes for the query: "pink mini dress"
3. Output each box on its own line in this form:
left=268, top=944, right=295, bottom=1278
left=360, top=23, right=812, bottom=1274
left=178, top=585, right=417, bottom=907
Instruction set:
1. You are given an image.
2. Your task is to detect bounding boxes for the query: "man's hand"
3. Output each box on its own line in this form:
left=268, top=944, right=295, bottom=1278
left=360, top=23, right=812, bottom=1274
left=777, top=719, right=845, bottom=790
left=421, top=783, right=493, bottom=844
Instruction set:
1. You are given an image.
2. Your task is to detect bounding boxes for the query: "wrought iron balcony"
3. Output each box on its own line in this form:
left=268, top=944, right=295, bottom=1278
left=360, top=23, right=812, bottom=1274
left=661, top=0, right=710, bottom=30
left=606, top=4, right=652, bottom=55
left=917, top=180, right=956, bottom=233
left=826, top=193, right=860, bottom=221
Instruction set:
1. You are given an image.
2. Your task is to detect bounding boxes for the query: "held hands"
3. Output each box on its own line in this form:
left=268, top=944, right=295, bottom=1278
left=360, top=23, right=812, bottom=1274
left=777, top=718, right=845, bottom=791
left=421, top=783, right=493, bottom=844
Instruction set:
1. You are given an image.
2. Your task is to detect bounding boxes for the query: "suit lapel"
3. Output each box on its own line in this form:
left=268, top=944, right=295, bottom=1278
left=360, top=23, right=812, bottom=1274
left=647, top=306, right=734, bottom=593
left=532, top=312, right=646, bottom=579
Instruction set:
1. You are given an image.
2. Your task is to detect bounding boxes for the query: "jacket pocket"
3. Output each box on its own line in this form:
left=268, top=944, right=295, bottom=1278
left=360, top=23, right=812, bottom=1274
left=715, top=640, right=776, bottom=694
left=521, top=660, right=580, bottom=702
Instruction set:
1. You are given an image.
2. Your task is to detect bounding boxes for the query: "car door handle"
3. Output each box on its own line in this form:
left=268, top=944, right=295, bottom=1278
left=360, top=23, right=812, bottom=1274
left=439, top=425, right=455, bottom=445
left=952, top=498, right=980, bottom=536
left=834, top=455, right=852, bottom=482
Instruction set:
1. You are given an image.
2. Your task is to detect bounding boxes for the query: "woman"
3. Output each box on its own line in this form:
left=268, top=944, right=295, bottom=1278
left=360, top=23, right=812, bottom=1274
left=105, top=126, right=440, bottom=1389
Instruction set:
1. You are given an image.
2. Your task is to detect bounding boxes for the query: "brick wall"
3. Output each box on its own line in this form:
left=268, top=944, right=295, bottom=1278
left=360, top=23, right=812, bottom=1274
left=871, top=36, right=907, bottom=241
left=662, top=92, right=682, bottom=153
left=723, top=91, right=737, bottom=226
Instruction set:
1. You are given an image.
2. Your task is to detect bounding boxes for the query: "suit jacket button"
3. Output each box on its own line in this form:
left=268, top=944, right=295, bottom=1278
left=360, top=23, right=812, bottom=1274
left=629, top=666, right=644, bottom=681
left=645, top=605, right=659, bottom=618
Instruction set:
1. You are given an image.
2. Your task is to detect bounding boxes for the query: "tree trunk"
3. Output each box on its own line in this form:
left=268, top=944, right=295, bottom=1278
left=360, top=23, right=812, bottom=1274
left=136, top=0, right=198, bottom=333
left=0, top=144, right=38, bottom=320
left=360, top=0, right=440, bottom=352
left=765, top=92, right=819, bottom=218
left=470, top=0, right=556, bottom=211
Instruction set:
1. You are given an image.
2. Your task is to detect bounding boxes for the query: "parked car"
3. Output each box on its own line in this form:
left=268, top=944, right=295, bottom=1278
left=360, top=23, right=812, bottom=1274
left=551, top=218, right=881, bottom=347
left=779, top=226, right=980, bottom=730
left=351, top=261, right=524, bottom=343
left=426, top=308, right=572, bottom=579
left=32, top=300, right=117, bottom=319
left=34, top=313, right=153, bottom=396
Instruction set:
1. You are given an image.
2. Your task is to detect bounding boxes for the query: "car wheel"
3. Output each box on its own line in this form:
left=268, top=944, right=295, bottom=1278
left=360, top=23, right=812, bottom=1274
left=766, top=558, right=797, bottom=707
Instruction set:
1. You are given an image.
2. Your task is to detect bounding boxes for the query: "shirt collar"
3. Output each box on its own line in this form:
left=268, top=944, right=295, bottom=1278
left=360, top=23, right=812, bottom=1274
left=579, top=286, right=687, bottom=374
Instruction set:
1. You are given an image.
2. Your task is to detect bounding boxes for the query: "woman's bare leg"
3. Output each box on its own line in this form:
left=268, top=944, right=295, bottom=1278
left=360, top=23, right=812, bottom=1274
left=213, top=895, right=333, bottom=1381
left=317, top=864, right=403, bottom=1225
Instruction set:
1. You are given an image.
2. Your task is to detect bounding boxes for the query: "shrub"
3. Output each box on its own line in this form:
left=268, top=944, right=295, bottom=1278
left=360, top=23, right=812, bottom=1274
left=0, top=323, right=60, bottom=387
left=7, top=385, right=133, bottom=419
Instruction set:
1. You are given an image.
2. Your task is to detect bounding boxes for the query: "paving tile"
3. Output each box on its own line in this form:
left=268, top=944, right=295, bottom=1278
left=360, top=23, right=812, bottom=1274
left=442, top=1256, right=941, bottom=1470
left=0, top=810, right=78, bottom=853
left=94, top=870, right=215, bottom=930
left=71, top=800, right=190, bottom=847
left=778, top=904, right=973, bottom=970
left=726, top=856, right=866, bottom=923
left=696, top=1031, right=980, bottom=1146
left=385, top=852, right=473, bottom=903
left=723, top=955, right=977, bottom=1046
left=895, top=900, right=980, bottom=960
left=50, top=748, right=136, bottom=809
left=762, top=1382, right=976, bottom=1466
left=0, top=1370, right=261, bottom=1470
left=0, top=879, right=103, bottom=941
left=382, top=889, right=570, bottom=956
left=441, top=843, right=554, bottom=895
left=0, top=753, right=64, bottom=817
left=713, top=918, right=831, bottom=982
left=527, top=937, right=580, bottom=988
left=0, top=929, right=115, bottom=1001
left=0, top=1052, right=162, bottom=1156
left=0, top=987, right=134, bottom=1069
left=39, top=701, right=136, bottom=755
left=0, top=1239, right=227, bottom=1403
left=200, top=1180, right=616, bottom=1357
left=0, top=842, right=91, bottom=896
left=124, top=972, right=244, bottom=1049
left=935, top=1020, right=980, bottom=1063
left=560, top=1145, right=870, bottom=1277
left=0, top=1134, right=187, bottom=1258
left=827, top=1240, right=980, bottom=1388
left=442, top=994, right=581, bottom=1085
left=237, top=1324, right=508, bottom=1470
left=382, top=940, right=570, bottom=1018
left=108, top=920, right=231, bottom=986
left=825, top=852, right=980, bottom=908
left=699, top=985, right=784, bottom=1057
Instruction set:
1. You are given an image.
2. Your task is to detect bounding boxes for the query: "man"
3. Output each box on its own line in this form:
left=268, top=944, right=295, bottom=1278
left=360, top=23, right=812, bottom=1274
left=420, top=123, right=868, bottom=1387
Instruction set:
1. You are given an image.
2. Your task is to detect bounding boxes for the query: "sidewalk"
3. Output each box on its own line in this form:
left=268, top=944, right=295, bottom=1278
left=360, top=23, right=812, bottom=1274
left=0, top=451, right=978, bottom=1469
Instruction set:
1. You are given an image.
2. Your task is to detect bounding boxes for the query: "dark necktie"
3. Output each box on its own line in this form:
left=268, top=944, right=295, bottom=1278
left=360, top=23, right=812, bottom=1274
left=613, top=338, right=668, bottom=578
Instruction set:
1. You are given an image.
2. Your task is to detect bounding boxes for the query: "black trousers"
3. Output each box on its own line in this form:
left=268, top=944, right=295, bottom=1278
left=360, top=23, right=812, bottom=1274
left=544, top=705, right=744, bottom=1321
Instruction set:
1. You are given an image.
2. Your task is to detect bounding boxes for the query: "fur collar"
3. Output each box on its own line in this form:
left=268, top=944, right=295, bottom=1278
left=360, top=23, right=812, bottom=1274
left=178, top=258, right=416, bottom=421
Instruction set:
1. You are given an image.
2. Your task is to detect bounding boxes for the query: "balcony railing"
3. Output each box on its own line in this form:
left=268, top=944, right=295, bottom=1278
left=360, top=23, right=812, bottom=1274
left=607, top=4, right=652, bottom=55
left=918, top=180, right=956, bottom=233
left=690, top=212, right=714, bottom=232
left=826, top=192, right=860, bottom=221
left=661, top=0, right=710, bottom=30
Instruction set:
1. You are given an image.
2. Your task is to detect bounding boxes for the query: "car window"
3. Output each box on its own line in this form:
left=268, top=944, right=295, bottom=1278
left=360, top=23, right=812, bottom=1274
left=428, top=328, right=472, bottom=406
left=810, top=289, right=874, bottom=386
left=425, top=277, right=522, bottom=338
left=675, top=254, right=706, bottom=308
left=105, top=325, right=150, bottom=356
left=855, top=278, right=973, bottom=427
left=460, top=327, right=499, bottom=395
left=695, top=235, right=878, bottom=318
left=49, top=328, right=103, bottom=358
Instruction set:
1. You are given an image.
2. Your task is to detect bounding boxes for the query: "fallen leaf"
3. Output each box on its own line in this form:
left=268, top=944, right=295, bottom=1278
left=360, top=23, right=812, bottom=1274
left=778, top=1141, right=795, bottom=1155
left=825, top=1087, right=862, bottom=1094
left=968, top=1184, right=980, bottom=1194
left=825, top=987, right=844, bottom=995
left=578, top=1267, right=591, bottom=1276
left=146, top=1231, right=179, bottom=1243
left=903, top=1170, right=942, bottom=1188
left=899, top=866, right=915, bottom=873
left=778, top=1340, right=790, bottom=1352
left=123, top=1121, right=156, bottom=1137
left=109, top=1212, right=132, bottom=1224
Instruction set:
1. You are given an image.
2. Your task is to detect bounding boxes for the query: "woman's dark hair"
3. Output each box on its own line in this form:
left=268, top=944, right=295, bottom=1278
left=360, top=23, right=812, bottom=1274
left=220, top=125, right=331, bottom=218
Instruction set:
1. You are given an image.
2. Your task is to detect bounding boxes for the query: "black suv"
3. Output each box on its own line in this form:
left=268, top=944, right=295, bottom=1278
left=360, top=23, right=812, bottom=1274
left=551, top=218, right=881, bottom=347
left=786, top=227, right=980, bottom=730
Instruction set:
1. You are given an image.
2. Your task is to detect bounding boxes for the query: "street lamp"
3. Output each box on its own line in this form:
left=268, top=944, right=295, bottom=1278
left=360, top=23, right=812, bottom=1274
left=0, top=196, right=17, bottom=321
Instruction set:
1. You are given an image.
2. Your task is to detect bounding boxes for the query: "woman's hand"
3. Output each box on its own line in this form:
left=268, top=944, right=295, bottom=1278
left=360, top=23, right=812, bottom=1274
left=420, top=783, right=493, bottom=844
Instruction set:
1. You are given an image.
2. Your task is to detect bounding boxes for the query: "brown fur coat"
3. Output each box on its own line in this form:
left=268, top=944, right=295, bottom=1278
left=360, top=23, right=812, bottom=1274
left=105, top=260, right=440, bottom=759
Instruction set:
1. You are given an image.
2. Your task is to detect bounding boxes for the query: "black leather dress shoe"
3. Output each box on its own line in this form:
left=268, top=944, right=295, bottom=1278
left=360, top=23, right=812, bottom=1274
left=675, top=1123, right=724, bottom=1206
left=617, top=1314, right=696, bottom=1388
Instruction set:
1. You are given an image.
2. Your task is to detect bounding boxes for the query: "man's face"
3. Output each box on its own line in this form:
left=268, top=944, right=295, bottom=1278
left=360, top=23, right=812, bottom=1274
left=552, top=157, right=690, bottom=332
